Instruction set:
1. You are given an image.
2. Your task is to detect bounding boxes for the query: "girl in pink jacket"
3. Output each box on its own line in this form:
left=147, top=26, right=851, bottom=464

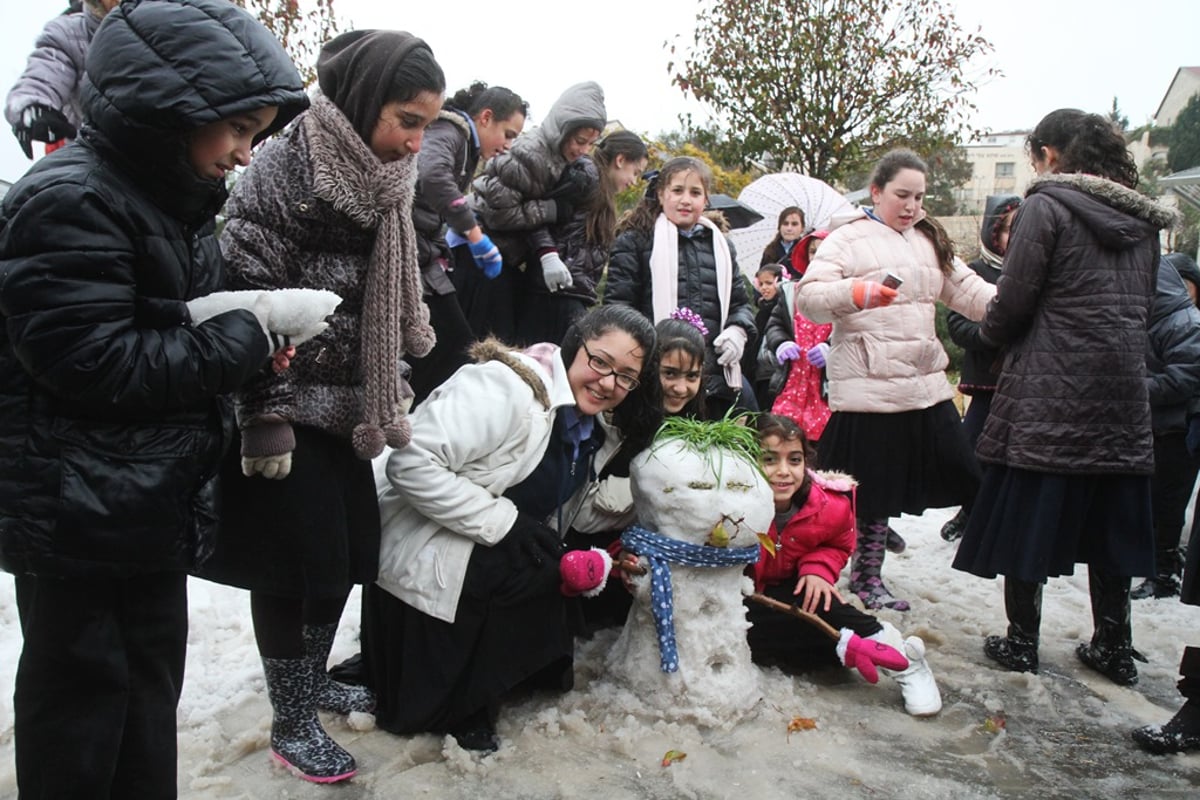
left=746, top=414, right=942, bottom=716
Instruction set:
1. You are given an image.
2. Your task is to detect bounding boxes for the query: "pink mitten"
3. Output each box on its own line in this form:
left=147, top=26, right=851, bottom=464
left=837, top=628, right=909, bottom=683
left=559, top=547, right=614, bottom=597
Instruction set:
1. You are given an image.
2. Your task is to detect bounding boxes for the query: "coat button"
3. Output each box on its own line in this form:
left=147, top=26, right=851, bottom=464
left=298, top=202, right=310, bottom=212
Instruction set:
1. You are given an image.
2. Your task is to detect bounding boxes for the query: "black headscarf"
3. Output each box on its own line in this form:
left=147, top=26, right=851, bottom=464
left=317, top=30, right=433, bottom=144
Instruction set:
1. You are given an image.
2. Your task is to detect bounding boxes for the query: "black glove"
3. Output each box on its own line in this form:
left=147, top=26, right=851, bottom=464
left=551, top=197, right=575, bottom=224
left=12, top=104, right=76, bottom=160
left=507, top=513, right=564, bottom=566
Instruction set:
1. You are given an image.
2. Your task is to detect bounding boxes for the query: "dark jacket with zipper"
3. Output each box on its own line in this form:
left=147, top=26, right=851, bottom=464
left=0, top=0, right=307, bottom=577
left=976, top=174, right=1179, bottom=475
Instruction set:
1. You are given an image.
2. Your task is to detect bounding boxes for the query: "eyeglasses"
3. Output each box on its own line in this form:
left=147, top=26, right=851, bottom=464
left=582, top=343, right=640, bottom=391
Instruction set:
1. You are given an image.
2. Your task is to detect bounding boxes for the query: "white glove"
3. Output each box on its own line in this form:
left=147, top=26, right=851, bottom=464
left=241, top=453, right=293, bottom=480
left=540, top=252, right=574, bottom=293
left=713, top=326, right=748, bottom=367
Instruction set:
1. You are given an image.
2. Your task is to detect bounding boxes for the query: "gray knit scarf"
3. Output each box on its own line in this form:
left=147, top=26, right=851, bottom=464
left=304, top=90, right=436, bottom=458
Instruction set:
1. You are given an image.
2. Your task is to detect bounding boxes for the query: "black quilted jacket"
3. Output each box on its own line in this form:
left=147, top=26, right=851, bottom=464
left=0, top=0, right=307, bottom=576
left=976, top=174, right=1178, bottom=475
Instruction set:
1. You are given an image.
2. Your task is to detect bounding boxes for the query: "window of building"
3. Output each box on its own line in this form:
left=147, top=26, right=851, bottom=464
left=995, top=162, right=1015, bottom=178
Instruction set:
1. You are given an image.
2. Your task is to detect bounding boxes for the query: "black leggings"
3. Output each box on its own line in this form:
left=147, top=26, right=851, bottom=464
left=251, top=591, right=351, bottom=659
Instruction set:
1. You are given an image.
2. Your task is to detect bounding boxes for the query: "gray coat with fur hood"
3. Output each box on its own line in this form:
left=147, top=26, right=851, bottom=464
left=976, top=173, right=1180, bottom=475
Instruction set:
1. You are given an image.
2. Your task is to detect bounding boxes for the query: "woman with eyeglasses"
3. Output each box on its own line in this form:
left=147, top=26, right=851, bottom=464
left=358, top=304, right=662, bottom=752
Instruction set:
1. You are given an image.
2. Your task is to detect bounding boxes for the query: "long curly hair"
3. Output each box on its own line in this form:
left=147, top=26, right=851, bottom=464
left=1026, top=108, right=1138, bottom=189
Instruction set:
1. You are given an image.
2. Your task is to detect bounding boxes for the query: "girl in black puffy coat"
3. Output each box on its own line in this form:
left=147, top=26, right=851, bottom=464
left=0, top=1, right=307, bottom=795
left=603, top=156, right=758, bottom=417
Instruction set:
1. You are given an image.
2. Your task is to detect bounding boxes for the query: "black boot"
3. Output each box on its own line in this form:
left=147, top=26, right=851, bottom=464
left=450, top=706, right=499, bottom=753
left=940, top=507, right=969, bottom=542
left=1132, top=700, right=1200, bottom=754
left=1076, top=568, right=1137, bottom=686
left=983, top=577, right=1041, bottom=673
left=1130, top=574, right=1182, bottom=599
left=262, top=657, right=357, bottom=783
left=303, top=624, right=375, bottom=714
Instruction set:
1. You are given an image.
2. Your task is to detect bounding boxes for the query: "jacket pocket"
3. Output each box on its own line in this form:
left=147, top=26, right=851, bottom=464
left=51, top=417, right=217, bottom=569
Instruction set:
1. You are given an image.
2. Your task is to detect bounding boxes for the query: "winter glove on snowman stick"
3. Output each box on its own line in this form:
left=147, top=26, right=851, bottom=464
left=240, top=421, right=295, bottom=480
left=837, top=629, right=910, bottom=684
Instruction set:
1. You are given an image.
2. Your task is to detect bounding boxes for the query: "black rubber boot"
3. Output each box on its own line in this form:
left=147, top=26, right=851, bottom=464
left=303, top=624, right=376, bottom=714
left=450, top=706, right=499, bottom=753
left=1076, top=568, right=1138, bottom=686
left=1132, top=700, right=1200, bottom=754
left=940, top=507, right=969, bottom=542
left=262, top=657, right=357, bottom=783
left=983, top=577, right=1042, bottom=673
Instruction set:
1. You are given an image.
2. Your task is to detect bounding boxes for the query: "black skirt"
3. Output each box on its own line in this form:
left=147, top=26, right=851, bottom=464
left=816, top=400, right=979, bottom=520
left=952, top=464, right=1154, bottom=583
left=361, top=533, right=571, bottom=735
left=197, top=425, right=380, bottom=598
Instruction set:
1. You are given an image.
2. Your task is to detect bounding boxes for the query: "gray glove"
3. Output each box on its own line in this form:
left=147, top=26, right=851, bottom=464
left=540, top=252, right=574, bottom=293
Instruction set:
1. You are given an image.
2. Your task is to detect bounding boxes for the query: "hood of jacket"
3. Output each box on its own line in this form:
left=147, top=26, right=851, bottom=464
left=1025, top=173, right=1179, bottom=251
left=536, top=81, right=606, bottom=154
left=979, top=193, right=1021, bottom=263
left=1164, top=251, right=1200, bottom=293
left=79, top=0, right=309, bottom=222
left=1150, top=254, right=1196, bottom=327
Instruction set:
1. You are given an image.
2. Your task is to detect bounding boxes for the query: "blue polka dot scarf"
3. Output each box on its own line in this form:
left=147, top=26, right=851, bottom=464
left=621, top=524, right=761, bottom=673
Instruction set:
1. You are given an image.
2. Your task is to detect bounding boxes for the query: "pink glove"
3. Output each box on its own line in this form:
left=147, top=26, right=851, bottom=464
left=806, top=342, right=830, bottom=367
left=776, top=341, right=802, bottom=364
left=837, top=628, right=909, bottom=683
left=852, top=280, right=899, bottom=310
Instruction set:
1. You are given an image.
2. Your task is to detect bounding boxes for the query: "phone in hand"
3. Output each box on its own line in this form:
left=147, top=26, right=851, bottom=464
left=882, top=272, right=904, bottom=289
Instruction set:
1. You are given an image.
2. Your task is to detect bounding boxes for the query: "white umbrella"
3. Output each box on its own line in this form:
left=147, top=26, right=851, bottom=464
left=728, top=173, right=856, bottom=274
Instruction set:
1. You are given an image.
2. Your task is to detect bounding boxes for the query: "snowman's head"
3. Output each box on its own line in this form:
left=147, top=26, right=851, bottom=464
left=630, top=417, right=773, bottom=546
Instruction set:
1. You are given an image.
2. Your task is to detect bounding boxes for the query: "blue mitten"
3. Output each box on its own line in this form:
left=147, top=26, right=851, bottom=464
left=468, top=234, right=503, bottom=279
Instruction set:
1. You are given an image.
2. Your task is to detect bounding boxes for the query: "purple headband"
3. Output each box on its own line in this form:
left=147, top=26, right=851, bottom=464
left=670, top=307, right=709, bottom=337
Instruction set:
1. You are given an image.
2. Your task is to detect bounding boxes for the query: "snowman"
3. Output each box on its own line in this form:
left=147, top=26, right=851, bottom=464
left=604, top=419, right=773, bottom=727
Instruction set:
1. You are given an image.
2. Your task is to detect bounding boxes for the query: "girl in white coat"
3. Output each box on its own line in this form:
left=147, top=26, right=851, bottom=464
left=795, top=149, right=995, bottom=611
left=361, top=304, right=661, bottom=752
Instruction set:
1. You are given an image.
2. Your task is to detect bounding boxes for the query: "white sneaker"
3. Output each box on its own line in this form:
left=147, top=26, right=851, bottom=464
left=870, top=623, right=943, bottom=716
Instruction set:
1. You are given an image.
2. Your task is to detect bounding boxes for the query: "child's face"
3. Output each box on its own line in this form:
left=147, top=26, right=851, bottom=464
left=995, top=209, right=1016, bottom=256
left=760, top=433, right=806, bottom=510
left=611, top=155, right=649, bottom=193
left=370, top=91, right=443, bottom=163
left=561, top=127, right=601, bottom=163
left=779, top=213, right=805, bottom=242
left=658, top=169, right=707, bottom=228
left=187, top=107, right=279, bottom=181
left=659, top=348, right=702, bottom=414
left=869, top=167, right=925, bottom=233
left=476, top=109, right=526, bottom=160
left=756, top=272, right=779, bottom=301
left=806, top=237, right=823, bottom=261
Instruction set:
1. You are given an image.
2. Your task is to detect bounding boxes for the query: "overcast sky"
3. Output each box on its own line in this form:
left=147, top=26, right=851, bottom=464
left=0, top=0, right=1196, bottom=183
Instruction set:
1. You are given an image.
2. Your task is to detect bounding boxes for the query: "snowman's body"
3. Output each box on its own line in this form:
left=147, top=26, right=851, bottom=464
left=606, top=437, right=773, bottom=726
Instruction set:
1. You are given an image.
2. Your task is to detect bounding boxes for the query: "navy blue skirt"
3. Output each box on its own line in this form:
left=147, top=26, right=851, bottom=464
left=816, top=400, right=979, bottom=520
left=952, top=464, right=1154, bottom=583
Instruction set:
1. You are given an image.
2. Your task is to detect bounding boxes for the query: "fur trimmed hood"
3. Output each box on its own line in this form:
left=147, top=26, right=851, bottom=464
left=1027, top=173, right=1180, bottom=239
left=468, top=338, right=555, bottom=409
left=808, top=468, right=856, bottom=494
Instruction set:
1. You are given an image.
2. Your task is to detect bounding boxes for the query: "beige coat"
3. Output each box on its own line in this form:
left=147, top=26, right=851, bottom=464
left=795, top=210, right=996, bottom=413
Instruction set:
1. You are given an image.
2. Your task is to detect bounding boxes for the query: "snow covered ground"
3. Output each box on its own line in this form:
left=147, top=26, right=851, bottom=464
left=1, top=505, right=1198, bottom=799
